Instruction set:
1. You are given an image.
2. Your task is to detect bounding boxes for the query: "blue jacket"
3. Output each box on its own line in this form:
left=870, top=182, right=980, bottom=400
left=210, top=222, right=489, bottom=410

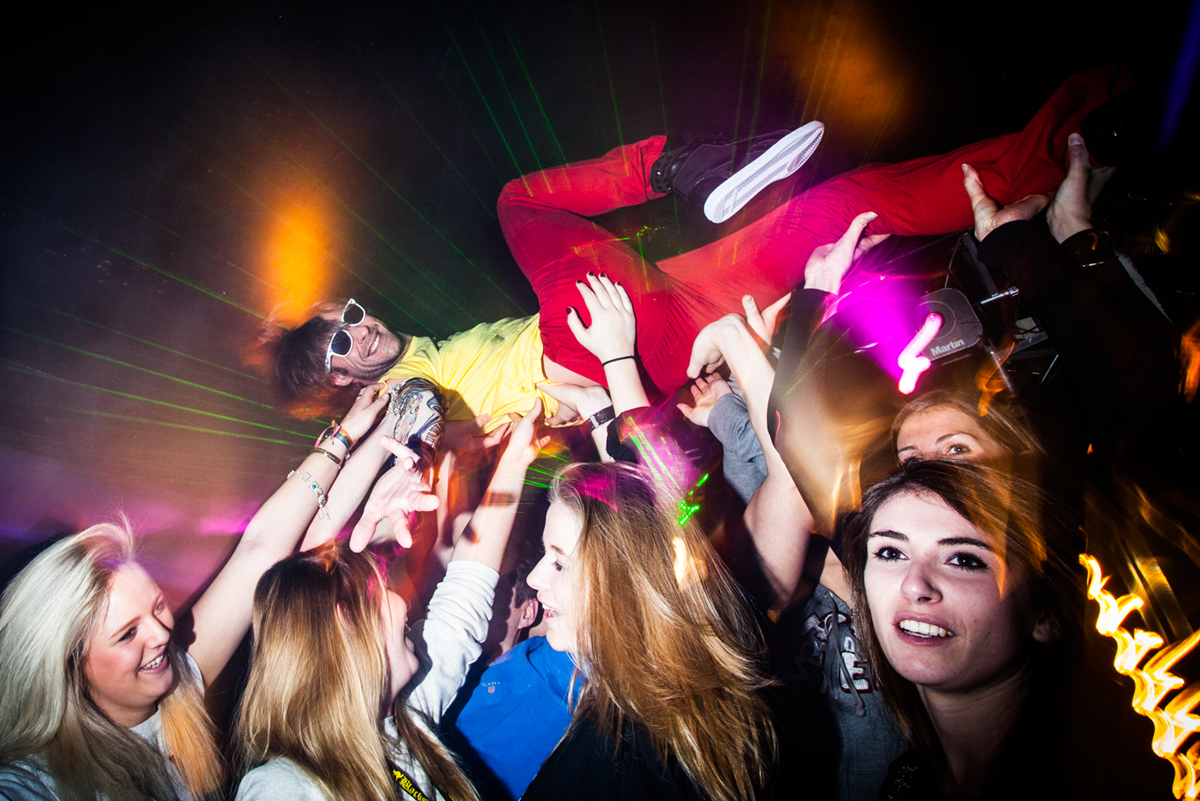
left=442, top=636, right=578, bottom=801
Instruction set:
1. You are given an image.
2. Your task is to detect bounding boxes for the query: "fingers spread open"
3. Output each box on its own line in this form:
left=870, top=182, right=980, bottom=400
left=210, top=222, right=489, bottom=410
left=565, top=307, right=588, bottom=341
left=615, top=281, right=634, bottom=313
left=584, top=274, right=613, bottom=308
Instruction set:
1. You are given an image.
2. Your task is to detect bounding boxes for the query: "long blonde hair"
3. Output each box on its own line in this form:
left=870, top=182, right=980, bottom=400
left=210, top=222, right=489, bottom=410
left=0, top=523, right=223, bottom=801
left=235, top=542, right=479, bottom=801
left=551, top=462, right=776, bottom=801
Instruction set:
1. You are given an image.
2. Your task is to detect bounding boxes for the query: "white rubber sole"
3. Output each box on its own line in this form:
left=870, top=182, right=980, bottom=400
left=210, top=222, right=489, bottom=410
left=703, top=120, right=825, bottom=224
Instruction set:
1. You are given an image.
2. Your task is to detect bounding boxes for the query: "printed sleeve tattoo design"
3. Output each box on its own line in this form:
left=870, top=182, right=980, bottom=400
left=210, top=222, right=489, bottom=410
left=388, top=378, right=446, bottom=467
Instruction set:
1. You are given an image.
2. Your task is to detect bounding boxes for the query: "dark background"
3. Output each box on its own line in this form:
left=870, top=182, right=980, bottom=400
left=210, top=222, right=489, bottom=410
left=1, top=0, right=1196, bottom=593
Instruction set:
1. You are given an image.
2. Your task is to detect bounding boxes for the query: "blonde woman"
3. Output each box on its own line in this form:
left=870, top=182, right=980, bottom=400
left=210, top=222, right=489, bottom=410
left=523, top=461, right=776, bottom=801
left=0, top=386, right=389, bottom=801
left=234, top=402, right=547, bottom=801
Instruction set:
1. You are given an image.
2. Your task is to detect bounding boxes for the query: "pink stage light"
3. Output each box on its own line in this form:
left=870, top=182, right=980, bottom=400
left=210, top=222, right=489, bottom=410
left=897, top=313, right=943, bottom=395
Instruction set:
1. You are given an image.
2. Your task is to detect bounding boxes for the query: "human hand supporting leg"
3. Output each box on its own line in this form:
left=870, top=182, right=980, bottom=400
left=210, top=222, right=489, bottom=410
left=1046, top=133, right=1114, bottom=244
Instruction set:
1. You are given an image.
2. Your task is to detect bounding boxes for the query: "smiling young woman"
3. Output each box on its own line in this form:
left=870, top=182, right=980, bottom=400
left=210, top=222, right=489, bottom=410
left=523, top=462, right=776, bottom=801
left=0, top=382, right=393, bottom=801
left=842, top=459, right=1082, bottom=800
left=233, top=543, right=480, bottom=801
left=0, top=524, right=223, bottom=801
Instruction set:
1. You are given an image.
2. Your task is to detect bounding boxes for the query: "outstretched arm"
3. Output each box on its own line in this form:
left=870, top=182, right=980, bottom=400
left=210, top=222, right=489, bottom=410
left=303, top=377, right=445, bottom=550
left=964, top=137, right=1179, bottom=463
left=690, top=313, right=815, bottom=607
left=185, top=385, right=387, bottom=686
left=451, top=400, right=549, bottom=570
left=566, top=273, right=650, bottom=413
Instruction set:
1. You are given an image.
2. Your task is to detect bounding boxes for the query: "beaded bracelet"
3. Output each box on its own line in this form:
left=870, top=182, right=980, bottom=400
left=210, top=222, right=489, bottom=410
left=330, top=429, right=354, bottom=451
left=287, top=470, right=327, bottom=509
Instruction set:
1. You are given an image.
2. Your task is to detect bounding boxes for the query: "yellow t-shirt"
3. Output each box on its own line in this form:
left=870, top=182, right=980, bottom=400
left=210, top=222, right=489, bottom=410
left=382, top=315, right=558, bottom=432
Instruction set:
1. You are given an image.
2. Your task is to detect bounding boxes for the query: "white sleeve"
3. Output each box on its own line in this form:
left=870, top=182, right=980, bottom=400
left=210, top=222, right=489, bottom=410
left=234, top=760, right=330, bottom=801
left=404, top=560, right=497, bottom=723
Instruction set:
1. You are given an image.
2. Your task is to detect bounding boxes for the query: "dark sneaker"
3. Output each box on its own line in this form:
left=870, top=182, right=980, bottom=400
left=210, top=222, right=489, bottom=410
left=649, top=121, right=824, bottom=223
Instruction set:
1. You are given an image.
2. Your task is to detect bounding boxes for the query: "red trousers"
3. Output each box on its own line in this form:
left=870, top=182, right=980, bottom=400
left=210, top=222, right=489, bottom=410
left=498, top=67, right=1131, bottom=395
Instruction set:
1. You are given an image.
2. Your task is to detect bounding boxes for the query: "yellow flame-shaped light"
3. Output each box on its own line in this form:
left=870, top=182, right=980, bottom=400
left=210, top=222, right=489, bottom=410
left=1079, top=553, right=1200, bottom=799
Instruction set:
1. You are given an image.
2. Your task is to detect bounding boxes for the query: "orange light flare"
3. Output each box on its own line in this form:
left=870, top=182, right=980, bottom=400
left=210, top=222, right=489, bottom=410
left=1080, top=553, right=1200, bottom=799
left=1137, top=630, right=1200, bottom=715
left=1113, top=628, right=1166, bottom=675
left=1182, top=318, right=1200, bottom=403
left=261, top=183, right=338, bottom=325
left=1170, top=741, right=1200, bottom=800
left=1081, top=553, right=1144, bottom=635
left=769, top=2, right=910, bottom=151
left=1153, top=681, right=1200, bottom=758
left=974, top=340, right=1015, bottom=417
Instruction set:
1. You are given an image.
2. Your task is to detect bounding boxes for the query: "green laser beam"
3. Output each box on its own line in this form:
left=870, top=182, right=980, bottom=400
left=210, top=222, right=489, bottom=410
left=3, top=327, right=274, bottom=410
left=10, top=295, right=263, bottom=383
left=493, top=1, right=568, bottom=166
left=0, top=197, right=263, bottom=319
left=439, top=9, right=528, bottom=178
left=593, top=0, right=624, bottom=145
left=9, top=421, right=293, bottom=471
left=434, top=64, right=510, bottom=184
left=469, top=1, right=544, bottom=172
left=2, top=364, right=313, bottom=441
left=189, top=100, right=461, bottom=334
left=345, top=34, right=498, bottom=220
left=120, top=202, right=279, bottom=294
left=47, top=404, right=299, bottom=446
left=257, top=63, right=526, bottom=313
left=166, top=102, right=451, bottom=335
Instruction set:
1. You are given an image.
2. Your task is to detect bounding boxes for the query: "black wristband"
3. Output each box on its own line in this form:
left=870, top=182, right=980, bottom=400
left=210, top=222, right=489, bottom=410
left=586, top=405, right=616, bottom=432
left=601, top=355, right=637, bottom=367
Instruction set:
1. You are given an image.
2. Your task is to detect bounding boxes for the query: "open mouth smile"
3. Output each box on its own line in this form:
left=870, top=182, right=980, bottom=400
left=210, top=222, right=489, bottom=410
left=898, top=619, right=951, bottom=638
left=139, top=652, right=168, bottom=673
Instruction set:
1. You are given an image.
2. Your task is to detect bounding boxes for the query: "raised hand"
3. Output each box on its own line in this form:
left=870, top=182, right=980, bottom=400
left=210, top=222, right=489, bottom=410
left=442, top=413, right=510, bottom=468
left=349, top=439, right=440, bottom=552
left=566, top=273, right=638, bottom=362
left=495, top=399, right=550, bottom=470
left=538, top=382, right=613, bottom=426
left=742, top=292, right=791, bottom=346
left=803, top=211, right=890, bottom=294
left=338, top=382, right=390, bottom=444
left=962, top=163, right=1052, bottom=242
left=687, top=314, right=750, bottom=379
left=1046, top=132, right=1114, bottom=244
left=677, top=373, right=733, bottom=428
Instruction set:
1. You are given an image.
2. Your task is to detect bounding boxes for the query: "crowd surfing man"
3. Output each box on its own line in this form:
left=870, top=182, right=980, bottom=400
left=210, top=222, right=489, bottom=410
left=264, top=67, right=1128, bottom=462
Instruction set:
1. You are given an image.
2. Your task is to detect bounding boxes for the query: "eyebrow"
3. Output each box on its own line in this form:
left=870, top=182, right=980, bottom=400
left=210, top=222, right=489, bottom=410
left=106, top=594, right=165, bottom=641
left=896, top=432, right=979, bottom=454
left=108, top=615, right=139, bottom=641
left=868, top=530, right=997, bottom=552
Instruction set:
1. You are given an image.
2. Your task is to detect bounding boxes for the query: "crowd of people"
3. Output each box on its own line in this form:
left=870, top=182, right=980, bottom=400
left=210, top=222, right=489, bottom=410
left=1, top=64, right=1192, bottom=800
